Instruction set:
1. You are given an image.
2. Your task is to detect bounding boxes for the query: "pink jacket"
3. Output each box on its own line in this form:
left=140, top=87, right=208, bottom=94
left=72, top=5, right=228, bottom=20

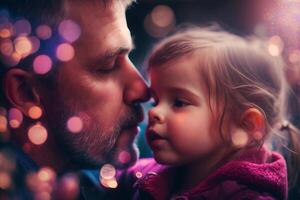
left=108, top=147, right=287, bottom=200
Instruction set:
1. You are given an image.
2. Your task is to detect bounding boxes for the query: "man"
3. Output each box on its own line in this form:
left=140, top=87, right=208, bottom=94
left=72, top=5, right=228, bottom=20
left=0, top=0, right=149, bottom=198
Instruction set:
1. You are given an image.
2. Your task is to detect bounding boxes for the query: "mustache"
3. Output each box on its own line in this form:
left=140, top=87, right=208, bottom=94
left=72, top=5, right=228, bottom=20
left=121, top=104, right=144, bottom=129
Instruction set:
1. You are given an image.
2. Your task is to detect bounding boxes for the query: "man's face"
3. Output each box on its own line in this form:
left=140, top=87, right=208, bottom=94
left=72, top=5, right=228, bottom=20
left=42, top=1, right=149, bottom=168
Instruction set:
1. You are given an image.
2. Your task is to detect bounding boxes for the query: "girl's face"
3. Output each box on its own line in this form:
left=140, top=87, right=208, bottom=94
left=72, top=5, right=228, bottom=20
left=147, top=54, right=226, bottom=166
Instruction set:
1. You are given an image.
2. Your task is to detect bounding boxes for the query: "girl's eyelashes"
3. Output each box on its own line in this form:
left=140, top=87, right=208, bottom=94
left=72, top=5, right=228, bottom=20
left=173, top=98, right=190, bottom=107
left=148, top=97, right=190, bottom=108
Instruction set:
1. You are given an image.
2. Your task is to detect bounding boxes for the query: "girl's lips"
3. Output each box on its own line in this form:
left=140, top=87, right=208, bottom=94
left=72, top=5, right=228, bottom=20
left=147, top=129, right=164, bottom=140
left=146, top=129, right=167, bottom=148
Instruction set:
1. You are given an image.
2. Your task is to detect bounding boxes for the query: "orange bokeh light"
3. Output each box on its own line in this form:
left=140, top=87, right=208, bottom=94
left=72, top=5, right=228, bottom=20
left=14, top=36, right=32, bottom=57
left=0, top=39, right=13, bottom=56
left=0, top=115, right=8, bottom=133
left=28, top=123, right=48, bottom=145
left=28, top=106, right=43, bottom=119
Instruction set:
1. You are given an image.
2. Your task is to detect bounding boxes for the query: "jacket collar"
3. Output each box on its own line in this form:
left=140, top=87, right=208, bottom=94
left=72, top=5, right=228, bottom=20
left=135, top=146, right=287, bottom=200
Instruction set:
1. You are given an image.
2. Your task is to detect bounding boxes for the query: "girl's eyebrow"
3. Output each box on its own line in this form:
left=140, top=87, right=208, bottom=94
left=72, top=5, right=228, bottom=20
left=168, top=87, right=201, bottom=100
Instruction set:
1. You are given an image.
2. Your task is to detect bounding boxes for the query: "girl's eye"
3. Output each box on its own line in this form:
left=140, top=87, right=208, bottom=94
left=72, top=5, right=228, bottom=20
left=173, top=99, right=189, bottom=107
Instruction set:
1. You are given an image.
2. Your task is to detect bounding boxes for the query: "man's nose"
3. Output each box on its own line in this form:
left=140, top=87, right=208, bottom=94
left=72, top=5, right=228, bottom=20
left=124, top=61, right=150, bottom=105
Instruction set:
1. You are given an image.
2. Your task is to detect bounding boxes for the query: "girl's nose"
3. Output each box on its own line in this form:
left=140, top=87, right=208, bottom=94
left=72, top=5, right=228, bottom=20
left=148, top=107, right=165, bottom=124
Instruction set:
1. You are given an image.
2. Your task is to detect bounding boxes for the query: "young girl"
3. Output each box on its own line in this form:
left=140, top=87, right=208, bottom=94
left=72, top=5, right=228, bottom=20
left=108, top=27, right=291, bottom=199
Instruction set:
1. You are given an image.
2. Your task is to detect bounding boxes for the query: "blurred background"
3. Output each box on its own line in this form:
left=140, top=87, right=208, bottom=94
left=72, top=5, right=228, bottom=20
left=1, top=0, right=300, bottom=158
left=0, top=0, right=300, bottom=198
left=125, top=0, right=300, bottom=158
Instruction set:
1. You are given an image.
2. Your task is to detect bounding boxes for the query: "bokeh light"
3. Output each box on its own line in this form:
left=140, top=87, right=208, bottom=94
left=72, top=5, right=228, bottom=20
left=0, top=172, right=11, bottom=189
left=67, top=116, right=83, bottom=133
left=28, top=106, right=43, bottom=119
left=14, top=19, right=31, bottom=36
left=144, top=5, right=176, bottom=38
left=0, top=115, right=8, bottom=133
left=26, top=168, right=57, bottom=200
left=151, top=5, right=175, bottom=28
left=36, top=192, right=51, bottom=200
left=28, top=123, right=48, bottom=145
left=231, top=128, right=249, bottom=148
left=56, top=174, right=79, bottom=200
left=56, top=43, right=75, bottom=62
left=265, top=2, right=300, bottom=49
left=268, top=44, right=280, bottom=57
left=2, top=51, right=22, bottom=67
left=118, top=150, right=131, bottom=164
left=14, top=36, right=32, bottom=57
left=100, top=164, right=116, bottom=180
left=0, top=39, right=13, bottom=56
left=0, top=28, right=11, bottom=38
left=36, top=25, right=52, bottom=40
left=58, top=19, right=81, bottom=43
left=289, top=49, right=300, bottom=63
left=38, top=167, right=56, bottom=183
left=29, top=36, right=41, bottom=54
left=33, top=55, right=52, bottom=75
left=100, top=164, right=118, bottom=189
left=0, top=22, right=13, bottom=38
left=135, top=171, right=143, bottom=179
left=100, top=178, right=118, bottom=189
left=8, top=108, right=23, bottom=129
left=267, top=35, right=284, bottom=57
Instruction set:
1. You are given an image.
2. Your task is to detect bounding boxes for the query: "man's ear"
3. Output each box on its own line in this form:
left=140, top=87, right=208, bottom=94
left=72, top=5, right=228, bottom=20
left=3, top=68, right=40, bottom=117
left=240, top=108, right=266, bottom=141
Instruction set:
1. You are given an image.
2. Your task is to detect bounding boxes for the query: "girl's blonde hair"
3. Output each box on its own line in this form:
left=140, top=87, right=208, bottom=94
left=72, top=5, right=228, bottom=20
left=147, top=26, right=300, bottom=187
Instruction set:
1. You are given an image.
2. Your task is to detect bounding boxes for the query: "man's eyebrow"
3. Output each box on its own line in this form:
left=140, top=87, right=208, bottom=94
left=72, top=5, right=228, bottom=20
left=104, top=47, right=130, bottom=59
left=102, top=39, right=135, bottom=60
left=103, top=38, right=135, bottom=58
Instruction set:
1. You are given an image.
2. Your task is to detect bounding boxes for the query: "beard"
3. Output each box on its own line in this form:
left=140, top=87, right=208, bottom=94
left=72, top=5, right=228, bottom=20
left=43, top=94, right=142, bottom=170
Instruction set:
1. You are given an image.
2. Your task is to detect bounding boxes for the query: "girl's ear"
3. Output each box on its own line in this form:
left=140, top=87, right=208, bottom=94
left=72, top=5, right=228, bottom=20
left=230, top=108, right=265, bottom=148
left=240, top=108, right=266, bottom=141
left=3, top=68, right=41, bottom=117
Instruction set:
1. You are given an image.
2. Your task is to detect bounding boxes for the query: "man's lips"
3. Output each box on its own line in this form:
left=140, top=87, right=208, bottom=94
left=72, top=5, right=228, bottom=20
left=123, top=105, right=144, bottom=130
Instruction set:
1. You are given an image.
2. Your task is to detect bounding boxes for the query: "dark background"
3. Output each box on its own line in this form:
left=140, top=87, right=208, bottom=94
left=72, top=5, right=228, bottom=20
left=127, top=0, right=282, bottom=70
